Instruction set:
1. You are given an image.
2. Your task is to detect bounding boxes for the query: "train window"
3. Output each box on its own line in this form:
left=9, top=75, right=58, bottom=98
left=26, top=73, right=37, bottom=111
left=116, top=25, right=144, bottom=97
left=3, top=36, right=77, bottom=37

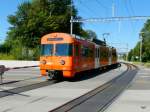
left=98, top=48, right=99, bottom=58
left=75, top=45, right=79, bottom=56
left=100, top=47, right=108, bottom=58
left=41, top=44, right=53, bottom=56
left=81, top=46, right=94, bottom=57
left=81, top=46, right=87, bottom=57
left=55, top=43, right=72, bottom=56
left=112, top=50, right=117, bottom=57
left=81, top=46, right=86, bottom=57
left=89, top=48, right=94, bottom=57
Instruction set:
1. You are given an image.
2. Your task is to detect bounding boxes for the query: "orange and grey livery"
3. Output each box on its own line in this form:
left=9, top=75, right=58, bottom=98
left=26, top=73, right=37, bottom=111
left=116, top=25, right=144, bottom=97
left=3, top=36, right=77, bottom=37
left=40, top=32, right=118, bottom=79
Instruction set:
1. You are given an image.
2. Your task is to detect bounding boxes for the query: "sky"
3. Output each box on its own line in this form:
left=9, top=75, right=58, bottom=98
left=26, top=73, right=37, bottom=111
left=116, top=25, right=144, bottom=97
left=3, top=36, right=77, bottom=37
left=0, top=0, right=150, bottom=53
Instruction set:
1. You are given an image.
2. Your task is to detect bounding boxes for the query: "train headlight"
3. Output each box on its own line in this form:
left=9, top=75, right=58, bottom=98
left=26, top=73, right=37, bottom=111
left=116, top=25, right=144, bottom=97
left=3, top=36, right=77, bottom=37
left=60, top=60, right=65, bottom=65
left=41, top=60, right=46, bottom=65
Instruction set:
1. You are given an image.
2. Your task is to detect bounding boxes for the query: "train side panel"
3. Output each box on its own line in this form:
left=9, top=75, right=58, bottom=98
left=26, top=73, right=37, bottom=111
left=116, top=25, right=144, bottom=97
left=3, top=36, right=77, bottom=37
left=40, top=32, right=118, bottom=79
left=73, top=39, right=95, bottom=74
left=100, top=46, right=109, bottom=67
left=112, top=48, right=117, bottom=64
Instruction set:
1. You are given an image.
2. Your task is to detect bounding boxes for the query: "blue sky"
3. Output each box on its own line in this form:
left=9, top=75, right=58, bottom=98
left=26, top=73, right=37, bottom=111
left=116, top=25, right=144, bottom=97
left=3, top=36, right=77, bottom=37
left=0, top=0, right=28, bottom=42
left=0, top=0, right=150, bottom=52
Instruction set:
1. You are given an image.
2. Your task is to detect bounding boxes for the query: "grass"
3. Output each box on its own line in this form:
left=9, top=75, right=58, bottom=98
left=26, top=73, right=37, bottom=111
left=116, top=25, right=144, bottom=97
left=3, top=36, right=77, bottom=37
left=0, top=53, right=15, bottom=60
left=144, top=63, right=150, bottom=68
left=132, top=61, right=150, bottom=68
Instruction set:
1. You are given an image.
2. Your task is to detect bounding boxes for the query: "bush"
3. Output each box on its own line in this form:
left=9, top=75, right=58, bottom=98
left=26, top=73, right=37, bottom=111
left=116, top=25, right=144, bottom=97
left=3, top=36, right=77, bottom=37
left=0, top=53, right=15, bottom=60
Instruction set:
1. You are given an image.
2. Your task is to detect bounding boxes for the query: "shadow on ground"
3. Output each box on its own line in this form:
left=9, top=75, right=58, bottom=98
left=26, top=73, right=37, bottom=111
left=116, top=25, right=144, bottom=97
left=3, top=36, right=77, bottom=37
left=65, top=64, right=121, bottom=82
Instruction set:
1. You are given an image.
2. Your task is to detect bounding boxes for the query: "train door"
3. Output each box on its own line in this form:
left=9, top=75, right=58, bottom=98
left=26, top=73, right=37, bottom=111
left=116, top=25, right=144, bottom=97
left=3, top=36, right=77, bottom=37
left=109, top=47, right=112, bottom=65
left=74, top=44, right=80, bottom=71
left=95, top=45, right=100, bottom=68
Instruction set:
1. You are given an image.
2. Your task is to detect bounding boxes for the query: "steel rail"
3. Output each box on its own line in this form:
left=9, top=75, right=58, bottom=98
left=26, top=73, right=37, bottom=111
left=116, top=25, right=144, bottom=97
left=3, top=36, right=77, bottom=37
left=50, top=63, right=138, bottom=112
left=0, top=80, right=60, bottom=98
left=0, top=76, right=44, bottom=85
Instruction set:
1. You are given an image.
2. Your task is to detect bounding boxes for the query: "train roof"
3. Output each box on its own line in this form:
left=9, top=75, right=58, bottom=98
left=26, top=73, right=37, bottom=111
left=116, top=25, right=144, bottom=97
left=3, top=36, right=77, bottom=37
left=91, top=38, right=106, bottom=46
left=41, top=32, right=115, bottom=49
left=73, top=34, right=106, bottom=46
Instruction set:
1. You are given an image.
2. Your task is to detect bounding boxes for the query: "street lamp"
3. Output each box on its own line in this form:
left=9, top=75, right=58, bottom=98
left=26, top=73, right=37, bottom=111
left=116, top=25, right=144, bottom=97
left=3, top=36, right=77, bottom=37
left=139, top=32, right=144, bottom=63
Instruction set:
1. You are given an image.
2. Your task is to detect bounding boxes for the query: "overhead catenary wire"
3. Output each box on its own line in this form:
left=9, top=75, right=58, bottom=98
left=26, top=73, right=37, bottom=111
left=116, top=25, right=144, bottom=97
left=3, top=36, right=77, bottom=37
left=128, top=0, right=138, bottom=33
left=72, top=16, right=150, bottom=23
left=75, top=0, right=101, bottom=31
left=123, top=0, right=136, bottom=33
left=128, top=0, right=135, bottom=16
left=78, top=0, right=99, bottom=18
left=95, top=0, right=109, bottom=17
left=74, top=0, right=96, bottom=17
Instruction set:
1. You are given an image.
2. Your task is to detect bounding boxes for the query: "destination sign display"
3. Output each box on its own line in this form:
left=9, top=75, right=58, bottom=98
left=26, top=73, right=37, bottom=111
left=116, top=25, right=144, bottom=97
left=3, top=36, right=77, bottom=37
left=47, top=38, right=63, bottom=41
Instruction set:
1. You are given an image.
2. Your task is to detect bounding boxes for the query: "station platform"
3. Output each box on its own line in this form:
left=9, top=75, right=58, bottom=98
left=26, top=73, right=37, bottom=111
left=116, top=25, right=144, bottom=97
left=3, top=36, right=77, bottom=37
left=105, top=67, right=150, bottom=112
left=0, top=64, right=127, bottom=112
left=0, top=60, right=38, bottom=68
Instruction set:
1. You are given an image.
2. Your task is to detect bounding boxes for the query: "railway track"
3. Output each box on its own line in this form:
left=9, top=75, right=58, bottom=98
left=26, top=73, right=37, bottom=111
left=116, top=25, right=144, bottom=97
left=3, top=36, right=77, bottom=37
left=0, top=79, right=60, bottom=98
left=0, top=76, right=44, bottom=85
left=0, top=67, right=41, bottom=86
left=50, top=63, right=138, bottom=112
left=0, top=64, right=119, bottom=99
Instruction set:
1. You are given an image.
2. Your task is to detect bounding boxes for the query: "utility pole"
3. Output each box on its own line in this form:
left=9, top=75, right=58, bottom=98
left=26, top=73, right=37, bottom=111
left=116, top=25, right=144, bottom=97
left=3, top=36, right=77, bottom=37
left=126, top=43, right=128, bottom=61
left=70, top=0, right=73, bottom=35
left=139, top=32, right=143, bottom=63
left=112, top=0, right=115, bottom=17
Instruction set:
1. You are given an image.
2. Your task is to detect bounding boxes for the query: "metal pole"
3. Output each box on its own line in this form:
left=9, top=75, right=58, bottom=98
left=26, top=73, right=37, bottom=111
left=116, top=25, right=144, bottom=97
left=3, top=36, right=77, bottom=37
left=70, top=0, right=73, bottom=35
left=126, top=44, right=128, bottom=61
left=112, top=0, right=115, bottom=17
left=70, top=16, right=73, bottom=35
left=140, top=34, right=142, bottom=63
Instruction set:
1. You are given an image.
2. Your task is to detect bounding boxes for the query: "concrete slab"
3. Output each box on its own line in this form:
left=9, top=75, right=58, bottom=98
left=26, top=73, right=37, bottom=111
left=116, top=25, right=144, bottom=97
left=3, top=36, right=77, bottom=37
left=0, top=67, right=46, bottom=90
left=105, top=67, right=150, bottom=112
left=0, top=64, right=127, bottom=112
left=0, top=60, right=39, bottom=68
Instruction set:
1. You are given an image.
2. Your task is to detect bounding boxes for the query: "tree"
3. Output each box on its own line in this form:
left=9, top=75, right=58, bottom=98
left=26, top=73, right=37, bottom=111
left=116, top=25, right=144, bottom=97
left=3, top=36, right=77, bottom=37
left=86, top=30, right=97, bottom=39
left=3, top=0, right=88, bottom=60
left=6, top=0, right=85, bottom=49
left=128, top=19, right=150, bottom=62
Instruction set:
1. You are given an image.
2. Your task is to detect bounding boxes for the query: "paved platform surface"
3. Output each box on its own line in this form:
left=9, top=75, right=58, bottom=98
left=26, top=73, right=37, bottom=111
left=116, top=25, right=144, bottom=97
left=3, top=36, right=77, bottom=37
left=105, top=67, right=150, bottom=112
left=0, top=67, right=46, bottom=90
left=0, top=60, right=39, bottom=68
left=0, top=64, right=127, bottom=112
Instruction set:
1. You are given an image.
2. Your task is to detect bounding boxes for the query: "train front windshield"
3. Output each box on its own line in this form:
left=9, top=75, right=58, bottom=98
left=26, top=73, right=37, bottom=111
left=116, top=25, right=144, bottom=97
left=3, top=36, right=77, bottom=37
left=55, top=44, right=72, bottom=56
left=41, top=44, right=53, bottom=56
left=41, top=43, right=72, bottom=56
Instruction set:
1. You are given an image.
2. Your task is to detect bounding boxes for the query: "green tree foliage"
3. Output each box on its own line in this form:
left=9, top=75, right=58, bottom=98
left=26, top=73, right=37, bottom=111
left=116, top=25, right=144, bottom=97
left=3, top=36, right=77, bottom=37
left=7, top=0, right=85, bottom=48
left=128, top=43, right=140, bottom=61
left=3, top=0, right=86, bottom=60
left=128, top=19, right=150, bottom=62
left=85, top=30, right=97, bottom=39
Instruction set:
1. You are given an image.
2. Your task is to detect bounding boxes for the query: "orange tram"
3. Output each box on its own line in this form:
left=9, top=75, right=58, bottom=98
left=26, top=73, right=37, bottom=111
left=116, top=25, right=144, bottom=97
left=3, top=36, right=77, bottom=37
left=40, top=32, right=118, bottom=79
